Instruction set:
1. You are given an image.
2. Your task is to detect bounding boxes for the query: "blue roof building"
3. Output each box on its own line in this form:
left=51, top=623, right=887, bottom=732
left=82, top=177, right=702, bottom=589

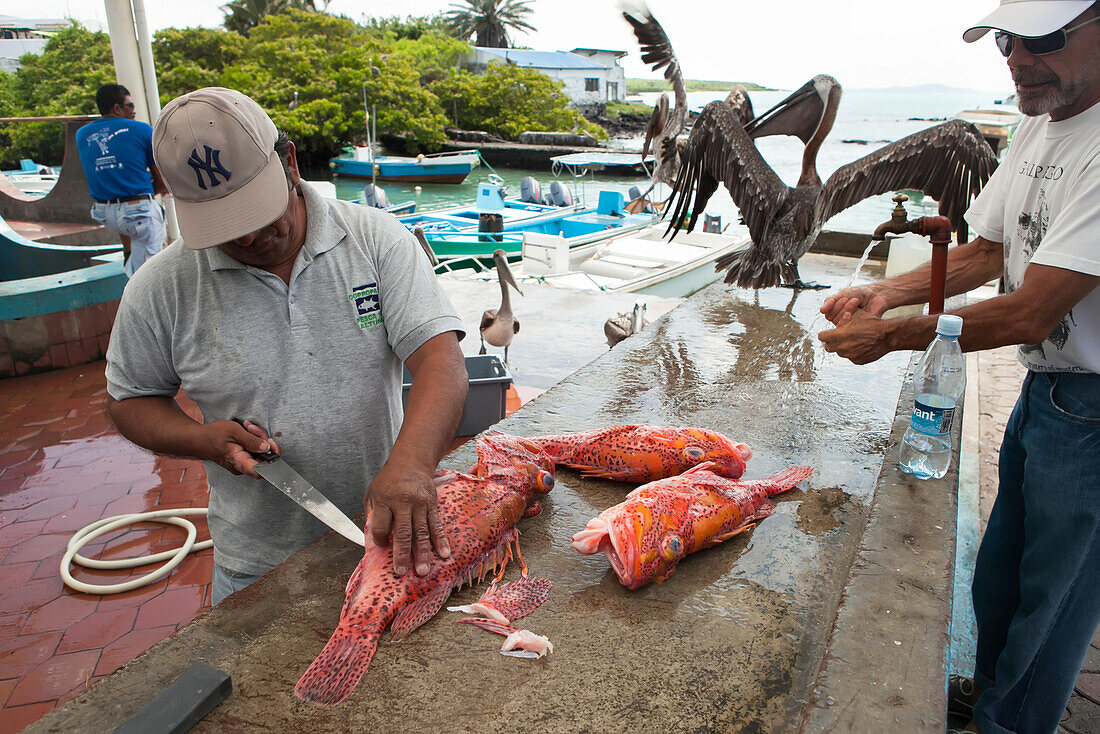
left=468, top=47, right=627, bottom=114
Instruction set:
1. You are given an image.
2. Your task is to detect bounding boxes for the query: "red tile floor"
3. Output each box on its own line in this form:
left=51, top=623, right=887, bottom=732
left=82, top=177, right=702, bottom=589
left=0, top=360, right=537, bottom=733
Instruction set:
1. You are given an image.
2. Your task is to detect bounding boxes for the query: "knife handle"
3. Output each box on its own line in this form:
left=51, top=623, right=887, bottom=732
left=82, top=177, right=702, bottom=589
left=231, top=418, right=280, bottom=462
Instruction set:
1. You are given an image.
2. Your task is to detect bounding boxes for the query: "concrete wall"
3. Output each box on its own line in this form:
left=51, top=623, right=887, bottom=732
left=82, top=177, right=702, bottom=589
left=0, top=120, right=98, bottom=225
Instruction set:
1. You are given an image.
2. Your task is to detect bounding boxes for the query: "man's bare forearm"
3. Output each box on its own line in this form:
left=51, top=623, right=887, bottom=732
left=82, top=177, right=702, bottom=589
left=879, top=236, right=1005, bottom=310
left=389, top=334, right=468, bottom=478
left=107, top=395, right=206, bottom=459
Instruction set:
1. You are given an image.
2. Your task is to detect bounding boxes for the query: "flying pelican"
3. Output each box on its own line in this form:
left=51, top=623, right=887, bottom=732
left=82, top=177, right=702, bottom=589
left=604, top=302, right=649, bottom=348
left=622, top=7, right=754, bottom=213
left=667, top=75, right=998, bottom=289
left=479, top=249, right=523, bottom=362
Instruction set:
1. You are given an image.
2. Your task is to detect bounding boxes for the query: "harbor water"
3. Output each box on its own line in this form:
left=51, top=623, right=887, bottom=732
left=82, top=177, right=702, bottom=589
left=310, top=86, right=1011, bottom=238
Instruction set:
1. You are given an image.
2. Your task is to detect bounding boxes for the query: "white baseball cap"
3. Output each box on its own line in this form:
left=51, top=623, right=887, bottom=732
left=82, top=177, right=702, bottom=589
left=963, top=0, right=1096, bottom=42
left=153, top=87, right=289, bottom=249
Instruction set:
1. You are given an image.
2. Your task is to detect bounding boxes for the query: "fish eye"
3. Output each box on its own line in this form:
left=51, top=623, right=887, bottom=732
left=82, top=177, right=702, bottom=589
left=536, top=470, right=554, bottom=492
left=683, top=446, right=705, bottom=460
left=659, top=534, right=684, bottom=561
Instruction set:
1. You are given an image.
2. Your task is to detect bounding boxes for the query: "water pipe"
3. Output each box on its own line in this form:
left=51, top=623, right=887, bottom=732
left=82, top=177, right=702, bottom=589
left=872, top=194, right=952, bottom=315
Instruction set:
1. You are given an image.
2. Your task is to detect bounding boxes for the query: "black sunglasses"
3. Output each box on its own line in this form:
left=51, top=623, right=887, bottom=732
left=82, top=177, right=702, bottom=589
left=995, top=15, right=1100, bottom=57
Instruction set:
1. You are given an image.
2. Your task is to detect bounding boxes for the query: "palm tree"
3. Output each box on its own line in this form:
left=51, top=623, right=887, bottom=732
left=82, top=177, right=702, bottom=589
left=445, top=0, right=536, bottom=48
left=221, top=0, right=326, bottom=36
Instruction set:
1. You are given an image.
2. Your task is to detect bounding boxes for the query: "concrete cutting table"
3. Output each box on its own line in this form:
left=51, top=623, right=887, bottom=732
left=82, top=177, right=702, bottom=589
left=28, top=255, right=962, bottom=733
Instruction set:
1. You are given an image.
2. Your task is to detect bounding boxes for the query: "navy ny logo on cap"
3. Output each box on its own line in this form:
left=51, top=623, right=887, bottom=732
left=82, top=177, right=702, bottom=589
left=187, top=145, right=232, bottom=190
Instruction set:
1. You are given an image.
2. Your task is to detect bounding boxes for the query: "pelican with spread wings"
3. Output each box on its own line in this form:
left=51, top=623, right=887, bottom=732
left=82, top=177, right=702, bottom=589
left=667, top=74, right=998, bottom=289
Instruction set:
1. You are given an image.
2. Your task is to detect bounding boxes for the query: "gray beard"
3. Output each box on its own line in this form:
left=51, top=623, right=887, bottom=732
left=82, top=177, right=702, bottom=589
left=1014, top=69, right=1092, bottom=116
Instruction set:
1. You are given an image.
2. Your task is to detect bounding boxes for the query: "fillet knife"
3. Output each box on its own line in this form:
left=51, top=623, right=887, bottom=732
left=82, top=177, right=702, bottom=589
left=236, top=421, right=366, bottom=547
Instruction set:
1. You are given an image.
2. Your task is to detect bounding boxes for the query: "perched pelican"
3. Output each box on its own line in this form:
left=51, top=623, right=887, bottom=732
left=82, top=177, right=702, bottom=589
left=667, top=75, right=998, bottom=289
left=479, top=249, right=523, bottom=362
left=288, top=91, right=299, bottom=111
left=622, top=6, right=754, bottom=214
left=412, top=226, right=439, bottom=268
left=604, top=303, right=649, bottom=348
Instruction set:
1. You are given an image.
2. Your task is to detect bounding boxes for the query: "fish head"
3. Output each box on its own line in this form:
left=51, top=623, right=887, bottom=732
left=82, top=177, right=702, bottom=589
left=474, top=431, right=556, bottom=494
left=572, top=487, right=695, bottom=590
left=655, top=427, right=752, bottom=479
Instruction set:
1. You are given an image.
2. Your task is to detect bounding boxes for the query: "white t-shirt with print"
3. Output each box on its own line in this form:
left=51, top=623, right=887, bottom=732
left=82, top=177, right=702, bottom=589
left=966, top=100, right=1100, bottom=373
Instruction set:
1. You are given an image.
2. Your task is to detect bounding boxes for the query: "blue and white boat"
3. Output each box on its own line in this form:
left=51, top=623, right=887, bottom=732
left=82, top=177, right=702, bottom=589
left=402, top=182, right=655, bottom=267
left=330, top=147, right=480, bottom=184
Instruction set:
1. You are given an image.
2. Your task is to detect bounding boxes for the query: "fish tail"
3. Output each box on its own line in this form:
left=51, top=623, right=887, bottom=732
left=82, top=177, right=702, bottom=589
left=760, top=465, right=814, bottom=496
left=294, top=627, right=382, bottom=705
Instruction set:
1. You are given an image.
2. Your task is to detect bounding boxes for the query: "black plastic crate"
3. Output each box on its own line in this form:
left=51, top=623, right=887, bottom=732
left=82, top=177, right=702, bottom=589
left=402, top=354, right=513, bottom=437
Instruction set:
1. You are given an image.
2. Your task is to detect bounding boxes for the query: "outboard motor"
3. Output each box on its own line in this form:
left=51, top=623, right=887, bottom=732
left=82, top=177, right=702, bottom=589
left=520, top=176, right=542, bottom=204
left=362, top=183, right=390, bottom=209
left=548, top=181, right=573, bottom=207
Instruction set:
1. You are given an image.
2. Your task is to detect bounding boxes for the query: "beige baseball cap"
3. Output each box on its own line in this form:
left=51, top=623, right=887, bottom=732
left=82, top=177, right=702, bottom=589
left=153, top=87, right=289, bottom=249
left=963, top=0, right=1095, bottom=42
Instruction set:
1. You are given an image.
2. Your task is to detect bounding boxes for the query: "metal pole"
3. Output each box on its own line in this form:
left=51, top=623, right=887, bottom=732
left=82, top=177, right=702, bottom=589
left=129, top=0, right=178, bottom=240
left=102, top=0, right=150, bottom=123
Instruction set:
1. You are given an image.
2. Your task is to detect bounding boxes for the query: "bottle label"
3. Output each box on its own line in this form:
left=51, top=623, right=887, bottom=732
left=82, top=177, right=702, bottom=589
left=910, top=399, right=955, bottom=436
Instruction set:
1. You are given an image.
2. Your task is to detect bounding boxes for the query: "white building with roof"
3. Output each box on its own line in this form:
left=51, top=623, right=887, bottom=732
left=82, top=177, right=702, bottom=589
left=0, top=15, right=71, bottom=73
left=468, top=47, right=627, bottom=115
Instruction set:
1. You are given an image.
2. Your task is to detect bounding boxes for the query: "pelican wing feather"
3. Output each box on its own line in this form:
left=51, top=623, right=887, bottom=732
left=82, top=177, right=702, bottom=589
left=816, top=120, right=998, bottom=236
left=667, top=101, right=788, bottom=244
left=623, top=9, right=687, bottom=136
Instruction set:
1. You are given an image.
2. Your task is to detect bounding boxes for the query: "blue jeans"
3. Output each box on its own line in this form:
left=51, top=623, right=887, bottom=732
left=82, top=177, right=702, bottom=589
left=972, top=371, right=1100, bottom=734
left=211, top=564, right=263, bottom=605
left=90, top=198, right=166, bottom=277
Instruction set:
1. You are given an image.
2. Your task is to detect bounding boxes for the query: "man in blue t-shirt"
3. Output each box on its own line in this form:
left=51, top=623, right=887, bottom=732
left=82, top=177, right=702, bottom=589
left=77, top=84, right=168, bottom=277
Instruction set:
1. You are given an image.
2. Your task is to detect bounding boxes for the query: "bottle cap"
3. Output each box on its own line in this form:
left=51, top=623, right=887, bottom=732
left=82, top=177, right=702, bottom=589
left=936, top=314, right=963, bottom=337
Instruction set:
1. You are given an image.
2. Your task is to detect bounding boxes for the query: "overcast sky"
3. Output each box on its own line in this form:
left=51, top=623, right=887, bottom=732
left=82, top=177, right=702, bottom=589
left=10, top=0, right=1015, bottom=92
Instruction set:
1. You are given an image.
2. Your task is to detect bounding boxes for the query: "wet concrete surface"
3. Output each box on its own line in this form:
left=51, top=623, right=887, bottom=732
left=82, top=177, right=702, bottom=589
left=439, top=276, right=682, bottom=389
left=28, top=254, right=944, bottom=733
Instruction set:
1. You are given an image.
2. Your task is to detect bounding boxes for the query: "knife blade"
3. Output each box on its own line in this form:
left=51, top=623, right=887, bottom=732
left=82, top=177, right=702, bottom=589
left=235, top=421, right=365, bottom=547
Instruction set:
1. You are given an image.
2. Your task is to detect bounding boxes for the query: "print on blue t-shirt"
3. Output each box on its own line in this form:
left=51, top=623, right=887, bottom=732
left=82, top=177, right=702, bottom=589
left=76, top=117, right=156, bottom=201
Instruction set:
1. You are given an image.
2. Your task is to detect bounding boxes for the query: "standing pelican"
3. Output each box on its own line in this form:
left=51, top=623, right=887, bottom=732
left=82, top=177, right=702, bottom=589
left=667, top=75, right=998, bottom=289
left=288, top=91, right=299, bottom=111
left=479, top=249, right=523, bottom=362
left=604, top=302, right=649, bottom=348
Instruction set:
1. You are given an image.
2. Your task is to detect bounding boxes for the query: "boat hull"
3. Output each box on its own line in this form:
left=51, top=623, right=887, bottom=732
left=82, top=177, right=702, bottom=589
left=330, top=156, right=473, bottom=184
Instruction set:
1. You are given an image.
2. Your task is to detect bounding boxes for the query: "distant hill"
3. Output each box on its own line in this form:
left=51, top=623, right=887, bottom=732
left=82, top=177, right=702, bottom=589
left=626, top=78, right=774, bottom=93
left=854, top=83, right=1002, bottom=94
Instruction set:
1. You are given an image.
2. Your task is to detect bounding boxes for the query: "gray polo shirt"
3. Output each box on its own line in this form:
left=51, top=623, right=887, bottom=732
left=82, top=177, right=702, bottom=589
left=106, top=183, right=464, bottom=575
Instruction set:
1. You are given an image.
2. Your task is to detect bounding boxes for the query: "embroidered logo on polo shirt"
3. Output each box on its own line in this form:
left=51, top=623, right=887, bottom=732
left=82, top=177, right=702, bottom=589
left=348, top=282, right=383, bottom=330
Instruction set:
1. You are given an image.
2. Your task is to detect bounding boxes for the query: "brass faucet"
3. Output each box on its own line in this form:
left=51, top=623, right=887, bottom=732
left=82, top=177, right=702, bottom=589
left=869, top=193, right=954, bottom=315
left=872, top=194, right=915, bottom=240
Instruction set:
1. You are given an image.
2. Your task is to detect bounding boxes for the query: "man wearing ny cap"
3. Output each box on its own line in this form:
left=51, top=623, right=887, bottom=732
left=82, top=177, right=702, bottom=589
left=104, top=87, right=468, bottom=605
left=818, top=1, right=1100, bottom=732
left=76, top=84, right=169, bottom=278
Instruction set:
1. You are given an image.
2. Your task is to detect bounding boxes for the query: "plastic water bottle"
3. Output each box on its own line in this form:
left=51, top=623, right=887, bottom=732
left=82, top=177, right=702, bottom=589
left=899, top=314, right=966, bottom=480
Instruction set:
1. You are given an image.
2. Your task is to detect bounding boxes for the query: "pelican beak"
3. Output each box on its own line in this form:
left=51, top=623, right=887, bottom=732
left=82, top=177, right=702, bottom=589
left=494, top=250, right=523, bottom=296
left=745, top=79, right=817, bottom=136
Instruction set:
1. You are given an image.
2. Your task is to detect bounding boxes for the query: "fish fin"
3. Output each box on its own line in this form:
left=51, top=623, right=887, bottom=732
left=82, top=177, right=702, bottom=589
left=712, top=522, right=756, bottom=543
left=759, top=465, right=814, bottom=495
left=455, top=616, right=518, bottom=636
left=680, top=461, right=719, bottom=476
left=294, top=627, right=382, bottom=705
left=477, top=576, right=552, bottom=622
left=522, top=500, right=543, bottom=519
left=753, top=498, right=777, bottom=520
left=576, top=466, right=636, bottom=481
left=389, top=584, right=452, bottom=641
